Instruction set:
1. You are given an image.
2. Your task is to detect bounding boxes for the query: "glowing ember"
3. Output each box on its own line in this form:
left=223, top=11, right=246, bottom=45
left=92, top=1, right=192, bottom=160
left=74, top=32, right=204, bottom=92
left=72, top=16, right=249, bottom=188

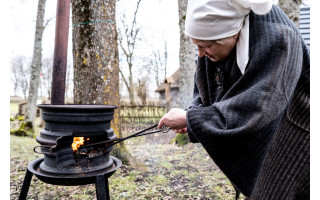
left=72, top=137, right=89, bottom=152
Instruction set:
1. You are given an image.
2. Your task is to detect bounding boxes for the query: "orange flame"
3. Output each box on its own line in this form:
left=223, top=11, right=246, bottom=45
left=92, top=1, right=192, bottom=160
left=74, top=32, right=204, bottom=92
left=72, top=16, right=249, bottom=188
left=72, top=137, right=89, bottom=152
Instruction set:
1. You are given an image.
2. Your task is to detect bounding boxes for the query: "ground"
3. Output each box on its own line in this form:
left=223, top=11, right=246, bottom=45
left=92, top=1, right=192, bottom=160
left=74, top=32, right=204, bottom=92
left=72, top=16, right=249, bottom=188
left=10, top=102, right=246, bottom=199
left=10, top=133, right=248, bottom=200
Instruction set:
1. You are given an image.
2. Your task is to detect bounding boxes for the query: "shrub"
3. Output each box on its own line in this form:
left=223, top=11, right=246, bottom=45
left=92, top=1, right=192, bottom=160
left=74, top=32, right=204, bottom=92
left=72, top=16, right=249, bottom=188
left=10, top=122, right=35, bottom=138
left=18, top=116, right=25, bottom=121
left=175, top=133, right=190, bottom=146
left=10, top=129, right=28, bottom=137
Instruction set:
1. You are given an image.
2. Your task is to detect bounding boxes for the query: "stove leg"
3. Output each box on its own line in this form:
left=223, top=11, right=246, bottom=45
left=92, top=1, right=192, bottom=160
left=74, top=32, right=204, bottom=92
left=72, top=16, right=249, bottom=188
left=105, top=178, right=110, bottom=200
left=95, top=175, right=110, bottom=200
left=18, top=169, right=33, bottom=200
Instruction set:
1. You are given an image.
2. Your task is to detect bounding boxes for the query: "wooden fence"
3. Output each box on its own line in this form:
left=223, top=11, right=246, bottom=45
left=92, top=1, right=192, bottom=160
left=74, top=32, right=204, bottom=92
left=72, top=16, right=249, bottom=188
left=120, top=102, right=167, bottom=133
left=18, top=102, right=41, bottom=117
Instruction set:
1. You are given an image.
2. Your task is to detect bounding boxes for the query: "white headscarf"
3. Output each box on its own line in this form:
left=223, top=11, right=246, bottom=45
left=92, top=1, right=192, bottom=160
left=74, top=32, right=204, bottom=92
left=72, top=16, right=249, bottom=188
left=185, top=0, right=273, bottom=74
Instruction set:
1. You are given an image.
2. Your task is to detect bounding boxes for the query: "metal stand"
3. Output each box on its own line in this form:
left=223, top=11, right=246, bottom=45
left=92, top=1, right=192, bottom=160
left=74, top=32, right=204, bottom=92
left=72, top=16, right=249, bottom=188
left=95, top=175, right=110, bottom=200
left=18, top=170, right=33, bottom=200
left=17, top=157, right=121, bottom=200
left=18, top=169, right=111, bottom=200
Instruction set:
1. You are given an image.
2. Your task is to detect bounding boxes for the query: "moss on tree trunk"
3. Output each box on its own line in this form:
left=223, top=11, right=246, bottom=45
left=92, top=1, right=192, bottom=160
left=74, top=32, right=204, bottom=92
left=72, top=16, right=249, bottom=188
left=10, top=121, right=35, bottom=138
left=72, top=0, right=133, bottom=165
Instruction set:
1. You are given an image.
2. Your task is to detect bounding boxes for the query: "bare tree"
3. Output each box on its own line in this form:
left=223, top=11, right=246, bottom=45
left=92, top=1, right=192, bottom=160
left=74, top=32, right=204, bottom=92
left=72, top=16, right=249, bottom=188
left=65, top=60, right=73, bottom=100
left=25, top=0, right=48, bottom=128
left=10, top=56, right=25, bottom=97
left=72, top=0, right=133, bottom=163
left=278, top=0, right=301, bottom=28
left=117, top=0, right=142, bottom=104
left=178, top=0, right=196, bottom=109
left=136, top=78, right=147, bottom=104
left=11, top=55, right=30, bottom=99
left=11, top=56, right=29, bottom=100
left=20, top=65, right=30, bottom=100
left=149, top=41, right=168, bottom=88
left=41, top=56, right=53, bottom=99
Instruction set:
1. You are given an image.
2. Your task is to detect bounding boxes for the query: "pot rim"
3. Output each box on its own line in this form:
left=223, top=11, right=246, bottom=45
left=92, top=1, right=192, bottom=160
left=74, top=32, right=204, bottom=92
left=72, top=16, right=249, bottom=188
left=37, top=104, right=117, bottom=110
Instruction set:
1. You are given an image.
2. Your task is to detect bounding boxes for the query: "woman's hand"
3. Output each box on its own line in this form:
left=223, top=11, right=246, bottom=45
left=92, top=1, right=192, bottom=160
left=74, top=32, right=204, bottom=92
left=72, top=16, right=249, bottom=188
left=173, top=127, right=188, bottom=134
left=158, top=108, right=187, bottom=131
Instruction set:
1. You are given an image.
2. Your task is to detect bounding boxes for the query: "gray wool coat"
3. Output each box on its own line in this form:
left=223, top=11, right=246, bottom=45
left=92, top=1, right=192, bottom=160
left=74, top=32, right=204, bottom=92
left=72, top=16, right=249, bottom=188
left=186, top=5, right=309, bottom=199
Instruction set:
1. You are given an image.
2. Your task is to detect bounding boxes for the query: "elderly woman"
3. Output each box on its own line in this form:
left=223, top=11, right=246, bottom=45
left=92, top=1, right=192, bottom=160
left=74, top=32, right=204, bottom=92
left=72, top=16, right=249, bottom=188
left=158, top=0, right=309, bottom=199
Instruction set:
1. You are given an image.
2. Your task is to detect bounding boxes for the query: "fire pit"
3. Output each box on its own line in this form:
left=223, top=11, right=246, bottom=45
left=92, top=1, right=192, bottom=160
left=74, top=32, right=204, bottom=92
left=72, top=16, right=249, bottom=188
left=18, top=103, right=171, bottom=199
left=19, top=104, right=122, bottom=200
left=18, top=103, right=169, bottom=199
left=34, top=104, right=118, bottom=175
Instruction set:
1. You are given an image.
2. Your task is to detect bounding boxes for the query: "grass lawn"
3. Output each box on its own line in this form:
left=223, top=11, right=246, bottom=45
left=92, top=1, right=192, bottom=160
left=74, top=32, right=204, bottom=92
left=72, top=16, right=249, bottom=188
left=10, top=102, right=246, bottom=199
left=10, top=134, right=248, bottom=200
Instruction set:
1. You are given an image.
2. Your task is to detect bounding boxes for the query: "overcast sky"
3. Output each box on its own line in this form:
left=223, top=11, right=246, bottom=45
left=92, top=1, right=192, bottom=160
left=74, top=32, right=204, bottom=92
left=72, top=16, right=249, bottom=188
left=10, top=0, right=59, bottom=59
left=8, top=0, right=311, bottom=58
left=9, top=0, right=180, bottom=97
left=8, top=0, right=313, bottom=98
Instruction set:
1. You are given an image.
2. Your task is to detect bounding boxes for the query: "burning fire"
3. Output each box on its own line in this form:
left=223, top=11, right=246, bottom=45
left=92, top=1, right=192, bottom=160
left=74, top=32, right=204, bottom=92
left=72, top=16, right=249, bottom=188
left=72, top=137, right=89, bottom=152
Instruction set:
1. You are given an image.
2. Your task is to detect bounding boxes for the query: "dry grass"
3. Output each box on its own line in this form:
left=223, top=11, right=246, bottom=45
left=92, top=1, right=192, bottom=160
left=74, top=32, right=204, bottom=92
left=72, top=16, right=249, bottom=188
left=10, top=102, right=247, bottom=199
left=10, top=134, right=247, bottom=200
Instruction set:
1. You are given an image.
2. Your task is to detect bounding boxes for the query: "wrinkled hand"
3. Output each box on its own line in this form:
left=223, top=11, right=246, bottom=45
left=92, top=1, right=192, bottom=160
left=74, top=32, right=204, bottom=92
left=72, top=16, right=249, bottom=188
left=158, top=108, right=187, bottom=133
left=173, top=127, right=188, bottom=134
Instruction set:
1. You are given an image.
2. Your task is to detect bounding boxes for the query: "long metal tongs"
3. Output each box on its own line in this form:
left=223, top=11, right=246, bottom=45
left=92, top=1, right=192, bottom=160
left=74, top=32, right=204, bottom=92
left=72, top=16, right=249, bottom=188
left=79, top=124, right=170, bottom=149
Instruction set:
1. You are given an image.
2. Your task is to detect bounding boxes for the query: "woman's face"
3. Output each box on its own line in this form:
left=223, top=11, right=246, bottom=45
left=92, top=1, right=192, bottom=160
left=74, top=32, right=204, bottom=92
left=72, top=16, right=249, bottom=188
left=191, top=34, right=239, bottom=62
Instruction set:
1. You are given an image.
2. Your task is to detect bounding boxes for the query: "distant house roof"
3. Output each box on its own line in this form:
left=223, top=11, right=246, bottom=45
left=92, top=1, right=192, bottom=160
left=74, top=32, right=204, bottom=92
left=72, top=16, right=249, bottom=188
left=299, top=6, right=310, bottom=46
left=155, top=69, right=180, bottom=92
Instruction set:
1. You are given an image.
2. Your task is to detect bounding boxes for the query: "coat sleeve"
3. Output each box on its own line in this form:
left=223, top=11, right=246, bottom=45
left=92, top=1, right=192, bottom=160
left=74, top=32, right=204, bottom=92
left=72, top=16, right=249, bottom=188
left=186, top=26, right=304, bottom=140
left=187, top=71, right=203, bottom=142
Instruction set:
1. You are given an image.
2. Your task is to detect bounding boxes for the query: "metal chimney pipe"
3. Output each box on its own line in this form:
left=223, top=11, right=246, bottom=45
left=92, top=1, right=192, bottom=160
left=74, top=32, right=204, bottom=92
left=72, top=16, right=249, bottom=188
left=50, top=0, right=71, bottom=105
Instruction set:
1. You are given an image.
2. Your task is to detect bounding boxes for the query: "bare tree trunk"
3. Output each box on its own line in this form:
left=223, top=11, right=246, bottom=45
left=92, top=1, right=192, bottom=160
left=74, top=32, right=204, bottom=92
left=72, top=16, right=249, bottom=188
left=118, top=0, right=142, bottom=105
left=151, top=42, right=168, bottom=88
left=137, top=79, right=147, bottom=105
left=165, top=82, right=172, bottom=112
left=72, top=0, right=119, bottom=106
left=10, top=56, right=24, bottom=97
left=65, top=62, right=72, bottom=100
left=178, top=0, right=196, bottom=110
left=22, top=76, right=29, bottom=100
left=72, top=0, right=132, bottom=164
left=41, top=56, right=53, bottom=100
left=164, top=42, right=168, bottom=81
left=278, top=0, right=301, bottom=28
left=25, top=0, right=47, bottom=127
